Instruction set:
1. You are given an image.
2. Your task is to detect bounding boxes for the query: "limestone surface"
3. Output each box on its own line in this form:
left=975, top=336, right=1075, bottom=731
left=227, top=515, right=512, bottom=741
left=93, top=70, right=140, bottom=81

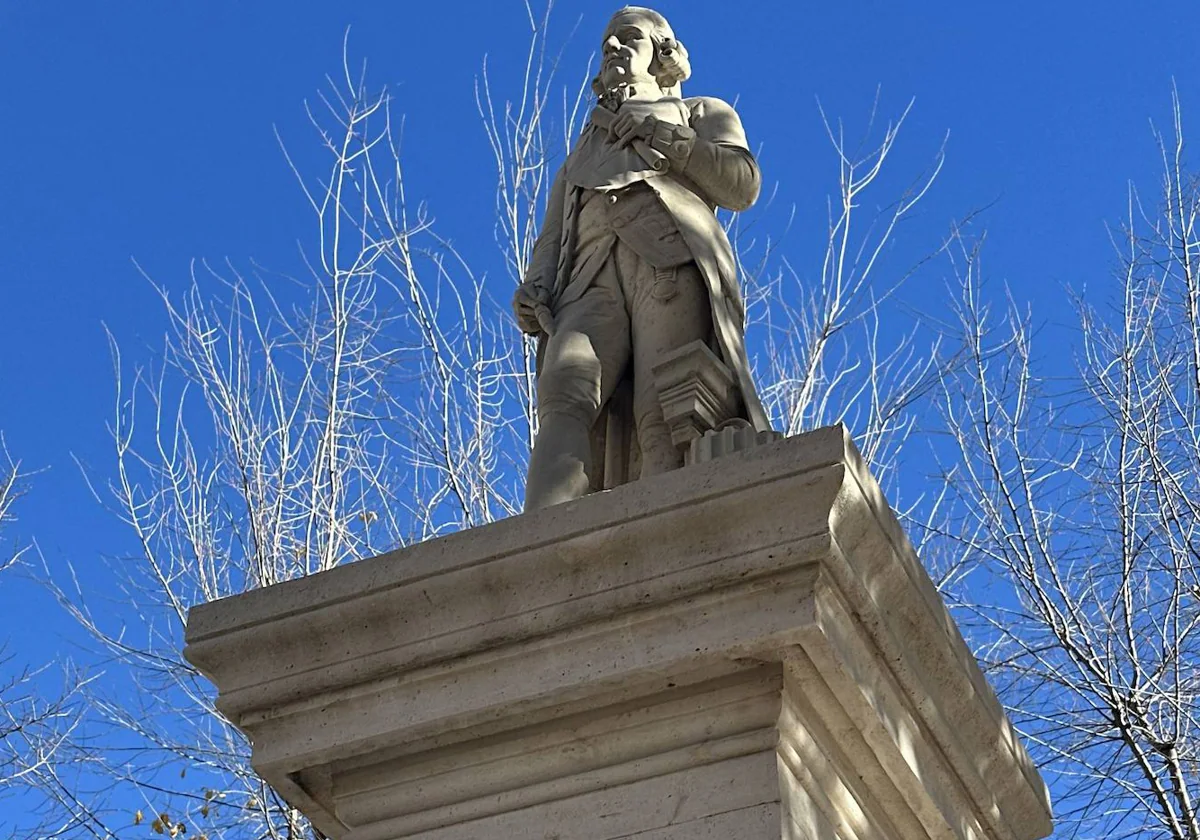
left=185, top=426, right=1053, bottom=840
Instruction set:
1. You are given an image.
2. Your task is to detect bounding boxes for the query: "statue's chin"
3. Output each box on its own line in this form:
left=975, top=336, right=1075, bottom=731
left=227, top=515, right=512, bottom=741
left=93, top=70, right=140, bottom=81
left=599, top=69, right=626, bottom=89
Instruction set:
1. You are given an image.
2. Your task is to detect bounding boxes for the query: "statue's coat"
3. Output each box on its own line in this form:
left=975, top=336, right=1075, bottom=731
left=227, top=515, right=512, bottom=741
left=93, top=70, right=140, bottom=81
left=527, top=95, right=769, bottom=488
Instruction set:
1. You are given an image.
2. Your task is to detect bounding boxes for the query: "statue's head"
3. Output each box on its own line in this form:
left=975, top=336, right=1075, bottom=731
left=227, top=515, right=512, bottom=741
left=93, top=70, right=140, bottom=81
left=594, top=6, right=691, bottom=99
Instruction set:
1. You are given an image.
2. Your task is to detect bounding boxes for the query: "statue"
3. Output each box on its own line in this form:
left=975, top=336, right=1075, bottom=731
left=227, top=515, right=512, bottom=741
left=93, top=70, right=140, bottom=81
left=513, top=5, right=771, bottom=511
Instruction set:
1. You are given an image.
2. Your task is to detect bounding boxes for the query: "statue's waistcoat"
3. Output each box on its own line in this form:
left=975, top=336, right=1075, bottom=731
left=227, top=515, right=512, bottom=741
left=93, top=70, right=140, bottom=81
left=554, top=98, right=700, bottom=309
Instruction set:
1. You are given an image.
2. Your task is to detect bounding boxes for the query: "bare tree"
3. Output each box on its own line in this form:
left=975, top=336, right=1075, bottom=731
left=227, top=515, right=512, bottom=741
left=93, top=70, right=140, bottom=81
left=27, top=22, right=566, bottom=840
left=0, top=438, right=37, bottom=797
left=750, top=93, right=949, bottom=493
left=927, top=91, right=1200, bottom=840
left=0, top=442, right=89, bottom=840
left=0, top=437, right=29, bottom=578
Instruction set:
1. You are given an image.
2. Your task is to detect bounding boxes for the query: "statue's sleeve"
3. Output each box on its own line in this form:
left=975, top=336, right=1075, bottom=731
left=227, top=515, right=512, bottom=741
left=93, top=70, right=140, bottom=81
left=666, top=97, right=761, bottom=212
left=527, top=167, right=567, bottom=292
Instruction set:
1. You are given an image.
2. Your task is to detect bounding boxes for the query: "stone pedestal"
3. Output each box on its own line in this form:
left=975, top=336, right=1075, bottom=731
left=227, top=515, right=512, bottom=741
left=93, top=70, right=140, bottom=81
left=184, top=426, right=1052, bottom=840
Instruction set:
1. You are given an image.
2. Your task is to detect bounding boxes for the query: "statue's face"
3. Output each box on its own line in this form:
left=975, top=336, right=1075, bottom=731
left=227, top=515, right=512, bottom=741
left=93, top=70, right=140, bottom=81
left=599, top=12, right=659, bottom=88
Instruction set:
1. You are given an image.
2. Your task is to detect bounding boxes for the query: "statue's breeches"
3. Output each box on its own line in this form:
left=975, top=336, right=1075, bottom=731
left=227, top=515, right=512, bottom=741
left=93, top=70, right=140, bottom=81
left=524, top=242, right=711, bottom=510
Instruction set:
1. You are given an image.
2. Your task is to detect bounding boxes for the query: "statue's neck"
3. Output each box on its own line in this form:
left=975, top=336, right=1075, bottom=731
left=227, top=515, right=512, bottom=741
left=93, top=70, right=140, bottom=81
left=597, top=76, right=662, bottom=111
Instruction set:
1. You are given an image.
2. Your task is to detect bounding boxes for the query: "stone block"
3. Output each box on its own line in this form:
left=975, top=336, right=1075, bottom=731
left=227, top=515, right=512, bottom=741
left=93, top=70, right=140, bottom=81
left=184, top=425, right=1052, bottom=840
left=690, top=421, right=785, bottom=465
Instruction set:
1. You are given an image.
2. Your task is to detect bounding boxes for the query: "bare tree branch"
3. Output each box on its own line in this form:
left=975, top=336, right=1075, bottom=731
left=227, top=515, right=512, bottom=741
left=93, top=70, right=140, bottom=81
left=928, top=92, right=1200, bottom=840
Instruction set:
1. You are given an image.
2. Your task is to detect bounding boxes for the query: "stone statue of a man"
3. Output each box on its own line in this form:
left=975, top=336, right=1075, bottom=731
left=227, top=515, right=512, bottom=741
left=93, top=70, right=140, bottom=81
left=513, top=5, right=770, bottom=511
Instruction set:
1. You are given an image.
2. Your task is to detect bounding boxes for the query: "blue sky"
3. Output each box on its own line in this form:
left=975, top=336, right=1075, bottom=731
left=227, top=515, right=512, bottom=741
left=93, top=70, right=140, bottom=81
left=1, top=0, right=1198, bottom=831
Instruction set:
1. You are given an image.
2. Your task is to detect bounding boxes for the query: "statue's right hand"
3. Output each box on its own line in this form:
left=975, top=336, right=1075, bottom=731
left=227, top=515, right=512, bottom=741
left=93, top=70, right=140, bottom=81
left=512, top=282, right=551, bottom=335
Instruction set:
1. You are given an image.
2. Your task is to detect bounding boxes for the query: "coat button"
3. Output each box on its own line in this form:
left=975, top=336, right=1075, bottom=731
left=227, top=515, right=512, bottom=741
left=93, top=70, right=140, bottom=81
left=607, top=193, right=618, bottom=204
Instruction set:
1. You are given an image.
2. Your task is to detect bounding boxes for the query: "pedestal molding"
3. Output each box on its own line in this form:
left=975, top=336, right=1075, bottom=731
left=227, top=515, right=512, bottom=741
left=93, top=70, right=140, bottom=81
left=184, top=426, right=1051, bottom=840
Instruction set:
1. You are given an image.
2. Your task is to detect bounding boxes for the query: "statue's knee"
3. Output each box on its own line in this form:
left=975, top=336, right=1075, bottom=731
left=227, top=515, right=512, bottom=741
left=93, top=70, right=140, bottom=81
left=537, top=365, right=602, bottom=428
left=538, top=399, right=596, bottom=430
left=537, top=332, right=605, bottom=427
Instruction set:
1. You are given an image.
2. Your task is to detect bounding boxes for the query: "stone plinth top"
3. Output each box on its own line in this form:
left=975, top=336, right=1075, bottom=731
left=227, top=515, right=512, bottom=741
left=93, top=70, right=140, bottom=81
left=185, top=425, right=1051, bottom=840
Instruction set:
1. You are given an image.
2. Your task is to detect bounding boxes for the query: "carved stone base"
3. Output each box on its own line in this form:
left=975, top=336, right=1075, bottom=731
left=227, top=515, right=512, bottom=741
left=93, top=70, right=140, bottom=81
left=690, top=421, right=785, bottom=465
left=651, top=339, right=738, bottom=452
left=184, top=426, right=1052, bottom=840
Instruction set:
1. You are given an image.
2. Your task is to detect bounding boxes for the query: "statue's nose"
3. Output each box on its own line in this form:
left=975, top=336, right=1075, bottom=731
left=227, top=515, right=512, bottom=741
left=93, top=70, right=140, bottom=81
left=603, top=35, right=621, bottom=54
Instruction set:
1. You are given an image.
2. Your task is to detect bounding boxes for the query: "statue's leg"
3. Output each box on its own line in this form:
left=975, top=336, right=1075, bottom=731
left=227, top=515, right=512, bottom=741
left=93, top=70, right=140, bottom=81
left=627, top=258, right=711, bottom=477
left=524, top=279, right=630, bottom=511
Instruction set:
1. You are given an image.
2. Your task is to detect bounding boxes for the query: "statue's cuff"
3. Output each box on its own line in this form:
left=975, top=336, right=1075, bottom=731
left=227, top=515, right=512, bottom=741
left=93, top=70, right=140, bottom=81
left=649, top=123, right=696, bottom=170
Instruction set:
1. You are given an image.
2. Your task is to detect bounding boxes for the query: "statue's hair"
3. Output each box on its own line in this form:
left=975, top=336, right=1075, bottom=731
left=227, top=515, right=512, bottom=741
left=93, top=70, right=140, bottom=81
left=593, top=6, right=691, bottom=97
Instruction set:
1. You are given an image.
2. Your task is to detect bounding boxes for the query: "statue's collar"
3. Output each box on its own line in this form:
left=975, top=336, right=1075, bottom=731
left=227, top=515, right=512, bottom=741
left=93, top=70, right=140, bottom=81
left=597, top=80, right=661, bottom=112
